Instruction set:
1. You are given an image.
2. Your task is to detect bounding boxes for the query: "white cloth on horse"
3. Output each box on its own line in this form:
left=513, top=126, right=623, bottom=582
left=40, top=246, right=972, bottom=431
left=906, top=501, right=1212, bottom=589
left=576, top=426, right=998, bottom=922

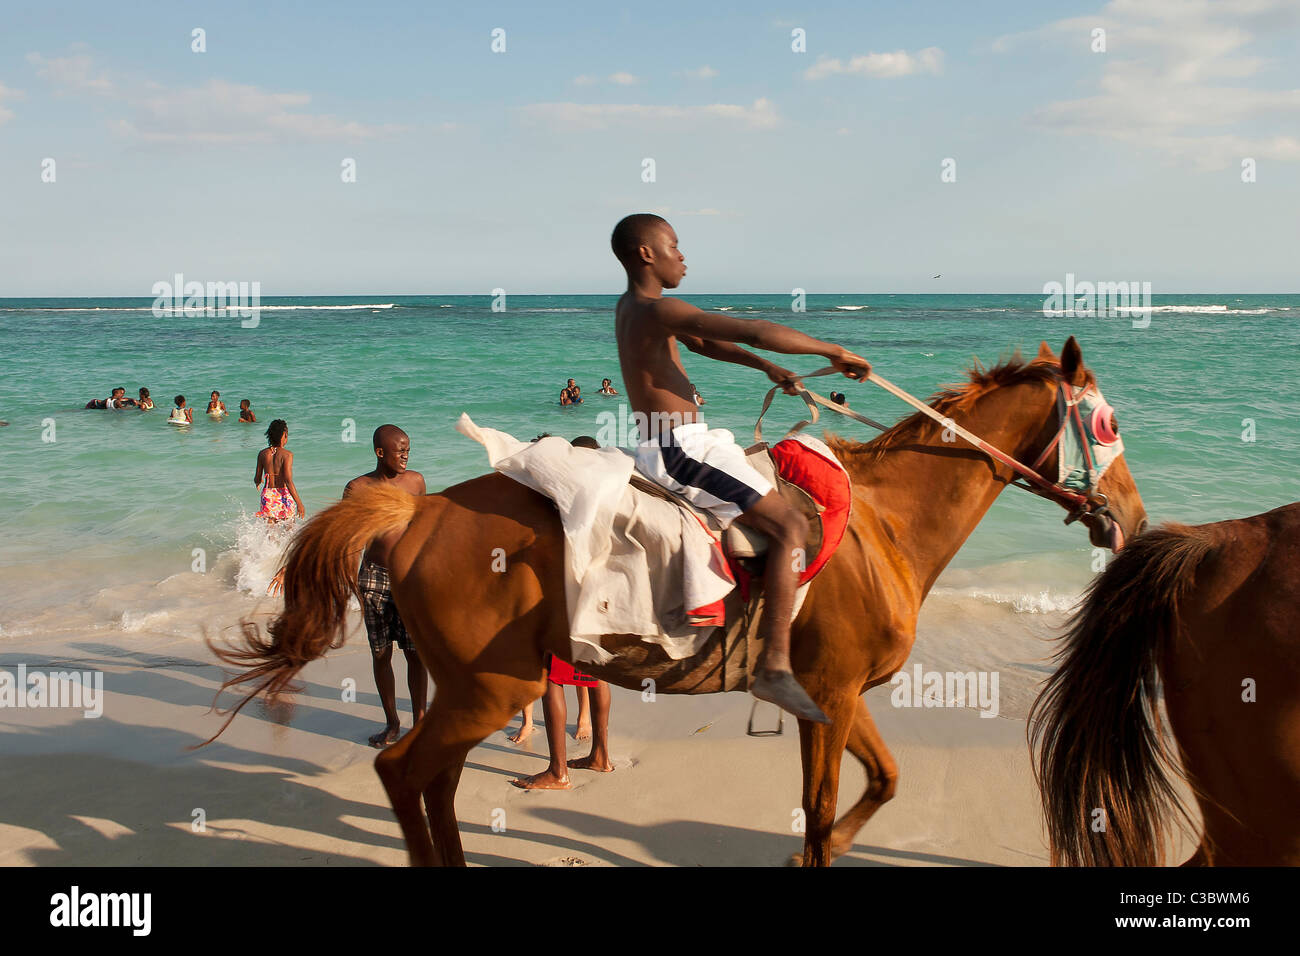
left=455, top=414, right=736, bottom=664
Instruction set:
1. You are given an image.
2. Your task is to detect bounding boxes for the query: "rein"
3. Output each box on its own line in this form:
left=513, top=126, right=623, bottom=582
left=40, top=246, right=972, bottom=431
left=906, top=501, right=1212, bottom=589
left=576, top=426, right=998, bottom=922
left=756, top=366, right=1108, bottom=522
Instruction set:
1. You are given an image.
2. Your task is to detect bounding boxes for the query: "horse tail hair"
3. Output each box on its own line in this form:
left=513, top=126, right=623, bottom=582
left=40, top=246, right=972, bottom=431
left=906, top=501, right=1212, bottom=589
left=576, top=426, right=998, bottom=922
left=1029, top=523, right=1216, bottom=865
left=198, top=484, right=420, bottom=746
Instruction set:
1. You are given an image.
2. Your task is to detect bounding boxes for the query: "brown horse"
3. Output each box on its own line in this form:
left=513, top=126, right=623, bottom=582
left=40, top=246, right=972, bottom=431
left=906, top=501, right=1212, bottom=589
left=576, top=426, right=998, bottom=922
left=1030, top=505, right=1300, bottom=866
left=210, top=336, right=1147, bottom=866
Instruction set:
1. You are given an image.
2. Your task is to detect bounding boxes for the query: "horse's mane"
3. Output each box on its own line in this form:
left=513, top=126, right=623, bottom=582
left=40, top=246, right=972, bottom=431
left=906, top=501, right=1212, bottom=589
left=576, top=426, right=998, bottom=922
left=825, top=351, right=1093, bottom=463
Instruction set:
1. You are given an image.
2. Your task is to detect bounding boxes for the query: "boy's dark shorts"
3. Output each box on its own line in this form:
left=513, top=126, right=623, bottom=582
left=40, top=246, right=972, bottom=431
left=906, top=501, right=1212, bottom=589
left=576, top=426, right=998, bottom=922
left=358, top=561, right=414, bottom=653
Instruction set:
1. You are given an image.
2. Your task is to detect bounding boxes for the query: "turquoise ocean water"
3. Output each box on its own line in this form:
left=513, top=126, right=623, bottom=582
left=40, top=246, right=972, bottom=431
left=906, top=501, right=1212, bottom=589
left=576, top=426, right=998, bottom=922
left=2, top=293, right=1297, bottom=699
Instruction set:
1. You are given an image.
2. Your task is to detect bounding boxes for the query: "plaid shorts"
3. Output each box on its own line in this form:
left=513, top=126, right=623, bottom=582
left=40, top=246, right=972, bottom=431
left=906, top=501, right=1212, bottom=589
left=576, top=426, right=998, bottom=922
left=358, top=561, right=414, bottom=653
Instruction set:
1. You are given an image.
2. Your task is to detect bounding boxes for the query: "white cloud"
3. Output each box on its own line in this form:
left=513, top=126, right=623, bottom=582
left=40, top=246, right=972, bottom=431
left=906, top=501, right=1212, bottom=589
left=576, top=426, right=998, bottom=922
left=681, top=66, right=719, bottom=80
left=574, top=72, right=642, bottom=86
left=1018, top=0, right=1300, bottom=169
left=520, top=97, right=779, bottom=130
left=115, top=79, right=403, bottom=143
left=27, top=52, right=114, bottom=95
left=805, top=47, right=944, bottom=80
left=27, top=49, right=401, bottom=144
left=0, top=82, right=23, bottom=125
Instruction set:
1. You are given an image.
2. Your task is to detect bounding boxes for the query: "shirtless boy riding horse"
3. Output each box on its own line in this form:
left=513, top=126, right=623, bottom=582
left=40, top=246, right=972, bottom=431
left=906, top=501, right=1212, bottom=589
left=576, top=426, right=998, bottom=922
left=612, top=213, right=871, bottom=723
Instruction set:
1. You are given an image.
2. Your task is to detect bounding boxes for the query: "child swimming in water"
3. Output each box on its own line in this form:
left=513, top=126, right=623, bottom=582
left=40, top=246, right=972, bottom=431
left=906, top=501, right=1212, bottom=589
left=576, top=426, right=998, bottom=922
left=206, top=391, right=227, bottom=417
left=239, top=399, right=256, bottom=423
left=598, top=378, right=619, bottom=395
left=137, top=387, right=154, bottom=410
left=168, top=395, right=193, bottom=425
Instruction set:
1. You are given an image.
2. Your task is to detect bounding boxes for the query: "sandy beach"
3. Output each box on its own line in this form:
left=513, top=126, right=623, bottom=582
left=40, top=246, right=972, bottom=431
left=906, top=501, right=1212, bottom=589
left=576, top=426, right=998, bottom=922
left=4, top=606, right=1197, bottom=868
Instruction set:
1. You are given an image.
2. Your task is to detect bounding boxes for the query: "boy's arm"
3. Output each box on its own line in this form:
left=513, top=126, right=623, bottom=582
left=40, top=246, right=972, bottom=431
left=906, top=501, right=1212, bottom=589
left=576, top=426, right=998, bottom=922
left=680, top=336, right=801, bottom=390
left=681, top=335, right=769, bottom=371
left=655, top=298, right=870, bottom=381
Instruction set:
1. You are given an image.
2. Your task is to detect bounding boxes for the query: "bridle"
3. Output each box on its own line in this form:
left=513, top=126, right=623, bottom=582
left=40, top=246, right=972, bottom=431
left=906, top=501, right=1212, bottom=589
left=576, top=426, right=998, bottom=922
left=1019, top=377, right=1115, bottom=526
left=756, top=365, right=1119, bottom=526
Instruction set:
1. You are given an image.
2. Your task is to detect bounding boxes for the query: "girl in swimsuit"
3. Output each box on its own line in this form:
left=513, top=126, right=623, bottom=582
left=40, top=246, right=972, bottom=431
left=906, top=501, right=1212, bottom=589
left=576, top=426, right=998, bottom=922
left=207, top=391, right=227, bottom=417
left=137, top=387, right=154, bottom=410
left=254, top=419, right=305, bottom=522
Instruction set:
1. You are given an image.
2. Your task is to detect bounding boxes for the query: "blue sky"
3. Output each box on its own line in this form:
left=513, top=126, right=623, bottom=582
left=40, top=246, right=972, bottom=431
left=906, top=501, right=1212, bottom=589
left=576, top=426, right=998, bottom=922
left=1, top=0, right=1297, bottom=294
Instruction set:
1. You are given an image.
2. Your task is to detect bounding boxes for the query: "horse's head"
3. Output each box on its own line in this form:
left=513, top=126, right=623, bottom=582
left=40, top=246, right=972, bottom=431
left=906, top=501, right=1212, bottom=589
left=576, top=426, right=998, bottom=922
left=1032, top=337, right=1147, bottom=552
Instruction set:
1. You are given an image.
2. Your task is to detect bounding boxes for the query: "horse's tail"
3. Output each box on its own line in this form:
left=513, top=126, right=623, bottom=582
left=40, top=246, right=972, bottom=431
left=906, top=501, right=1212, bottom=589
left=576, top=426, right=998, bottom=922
left=1029, top=522, right=1216, bottom=866
left=199, top=484, right=420, bottom=745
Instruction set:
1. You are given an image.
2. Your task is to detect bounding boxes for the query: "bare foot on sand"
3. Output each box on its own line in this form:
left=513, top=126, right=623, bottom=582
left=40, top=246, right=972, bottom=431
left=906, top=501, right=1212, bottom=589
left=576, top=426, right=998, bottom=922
left=510, top=768, right=571, bottom=790
left=368, top=724, right=401, bottom=748
left=567, top=754, right=614, bottom=773
left=574, top=720, right=592, bottom=741
left=507, top=723, right=536, bottom=744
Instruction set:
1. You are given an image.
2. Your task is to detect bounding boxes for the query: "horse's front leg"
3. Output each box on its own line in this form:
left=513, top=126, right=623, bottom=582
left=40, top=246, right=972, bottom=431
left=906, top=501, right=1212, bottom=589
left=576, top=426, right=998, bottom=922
left=793, top=691, right=858, bottom=866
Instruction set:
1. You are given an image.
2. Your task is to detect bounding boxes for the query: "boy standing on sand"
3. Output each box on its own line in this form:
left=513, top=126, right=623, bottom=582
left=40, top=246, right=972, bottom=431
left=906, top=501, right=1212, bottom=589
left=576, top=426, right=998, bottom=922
left=510, top=435, right=614, bottom=789
left=611, top=213, right=871, bottom=723
left=346, top=425, right=429, bottom=748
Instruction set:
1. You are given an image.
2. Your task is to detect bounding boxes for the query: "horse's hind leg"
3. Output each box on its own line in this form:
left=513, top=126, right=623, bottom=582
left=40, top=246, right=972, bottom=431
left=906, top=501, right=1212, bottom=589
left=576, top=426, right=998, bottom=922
left=374, top=712, right=440, bottom=866
left=792, top=691, right=857, bottom=867
left=827, top=696, right=898, bottom=862
left=423, top=751, right=470, bottom=867
left=375, top=689, right=522, bottom=866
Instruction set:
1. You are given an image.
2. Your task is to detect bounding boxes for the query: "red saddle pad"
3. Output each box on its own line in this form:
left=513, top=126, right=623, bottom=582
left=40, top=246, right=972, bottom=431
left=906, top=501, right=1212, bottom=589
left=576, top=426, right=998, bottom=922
left=769, top=433, right=853, bottom=584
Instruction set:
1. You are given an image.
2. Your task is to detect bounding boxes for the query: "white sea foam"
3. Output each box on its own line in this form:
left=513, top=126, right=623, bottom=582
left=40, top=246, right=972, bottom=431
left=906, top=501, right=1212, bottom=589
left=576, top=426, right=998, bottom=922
left=1115, top=304, right=1283, bottom=315
left=228, top=511, right=300, bottom=595
left=834, top=305, right=869, bottom=311
left=948, top=586, right=1081, bottom=614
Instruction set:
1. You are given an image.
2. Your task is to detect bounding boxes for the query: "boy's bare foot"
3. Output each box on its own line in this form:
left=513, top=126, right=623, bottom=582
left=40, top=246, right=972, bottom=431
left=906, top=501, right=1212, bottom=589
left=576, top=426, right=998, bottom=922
left=368, top=724, right=401, bottom=748
left=567, top=754, right=614, bottom=773
left=506, top=723, right=536, bottom=744
left=752, top=669, right=831, bottom=724
left=574, top=720, right=592, bottom=741
left=510, top=769, right=571, bottom=790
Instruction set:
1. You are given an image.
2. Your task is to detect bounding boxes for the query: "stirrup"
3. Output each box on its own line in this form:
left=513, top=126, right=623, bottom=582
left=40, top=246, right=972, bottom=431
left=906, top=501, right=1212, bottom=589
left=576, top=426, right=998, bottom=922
left=746, top=699, right=785, bottom=737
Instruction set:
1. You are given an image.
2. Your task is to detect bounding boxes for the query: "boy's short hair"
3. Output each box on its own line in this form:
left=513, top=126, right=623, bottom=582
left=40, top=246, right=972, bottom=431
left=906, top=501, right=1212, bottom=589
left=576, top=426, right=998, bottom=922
left=174, top=394, right=185, bottom=405
left=571, top=436, right=600, bottom=449
left=610, top=213, right=669, bottom=264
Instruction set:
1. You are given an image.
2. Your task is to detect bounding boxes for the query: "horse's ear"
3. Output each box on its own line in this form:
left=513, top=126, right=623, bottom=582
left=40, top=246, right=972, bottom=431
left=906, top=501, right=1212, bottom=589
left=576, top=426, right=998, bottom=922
left=1036, top=340, right=1055, bottom=360
left=1060, top=336, right=1086, bottom=385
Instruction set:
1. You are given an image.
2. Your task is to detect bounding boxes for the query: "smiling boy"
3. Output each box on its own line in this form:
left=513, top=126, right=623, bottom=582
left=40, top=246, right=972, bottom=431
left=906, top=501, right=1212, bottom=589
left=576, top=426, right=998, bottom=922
left=345, top=425, right=428, bottom=747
